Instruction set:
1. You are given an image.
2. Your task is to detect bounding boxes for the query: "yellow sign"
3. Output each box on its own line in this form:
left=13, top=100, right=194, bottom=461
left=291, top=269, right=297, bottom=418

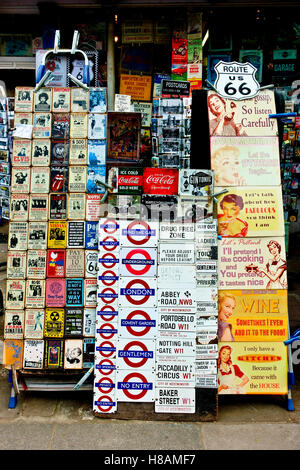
left=218, top=290, right=288, bottom=342
left=218, top=342, right=287, bottom=395
left=48, top=221, right=67, bottom=249
left=120, top=74, right=152, bottom=102
left=44, top=308, right=65, bottom=338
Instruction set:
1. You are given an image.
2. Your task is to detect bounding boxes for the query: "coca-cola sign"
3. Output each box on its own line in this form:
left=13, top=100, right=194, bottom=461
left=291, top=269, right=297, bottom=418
left=108, top=167, right=143, bottom=195
left=143, top=168, right=179, bottom=195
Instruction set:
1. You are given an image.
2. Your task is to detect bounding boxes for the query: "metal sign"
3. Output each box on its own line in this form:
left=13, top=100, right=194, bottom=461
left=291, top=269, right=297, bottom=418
left=119, top=277, right=157, bottom=308
left=178, top=169, right=213, bottom=197
left=156, top=335, right=195, bottom=357
left=116, top=338, right=155, bottom=371
left=213, top=61, right=260, bottom=101
left=143, top=168, right=179, bottom=195
left=196, top=260, right=218, bottom=275
left=119, top=247, right=157, bottom=278
left=118, top=308, right=157, bottom=339
left=116, top=369, right=155, bottom=402
left=159, top=223, right=195, bottom=241
left=159, top=242, right=195, bottom=265
left=95, top=340, right=117, bottom=359
left=155, top=357, right=196, bottom=388
left=157, top=287, right=198, bottom=313
left=158, top=312, right=196, bottom=332
left=155, top=387, right=195, bottom=414
left=196, top=344, right=218, bottom=360
left=158, top=265, right=196, bottom=288
left=96, top=304, right=119, bottom=323
left=119, top=220, right=159, bottom=248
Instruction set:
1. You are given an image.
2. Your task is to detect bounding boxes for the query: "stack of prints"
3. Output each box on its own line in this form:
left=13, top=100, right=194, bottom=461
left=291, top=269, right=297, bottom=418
left=209, top=89, right=288, bottom=395
left=3, top=86, right=108, bottom=372
left=0, top=96, right=12, bottom=219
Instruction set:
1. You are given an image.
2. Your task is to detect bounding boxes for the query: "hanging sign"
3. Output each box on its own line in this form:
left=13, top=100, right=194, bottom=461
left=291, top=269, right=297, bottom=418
left=213, top=61, right=260, bottom=101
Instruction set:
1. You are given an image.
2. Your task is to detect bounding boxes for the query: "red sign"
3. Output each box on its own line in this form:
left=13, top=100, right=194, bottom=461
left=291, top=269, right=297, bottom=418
left=143, top=168, right=179, bottom=195
left=46, top=249, right=66, bottom=278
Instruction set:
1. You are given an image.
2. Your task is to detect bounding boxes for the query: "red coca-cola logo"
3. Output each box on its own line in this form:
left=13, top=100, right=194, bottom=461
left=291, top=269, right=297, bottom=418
left=145, top=175, right=175, bottom=185
left=118, top=176, right=142, bottom=185
left=143, top=168, right=178, bottom=195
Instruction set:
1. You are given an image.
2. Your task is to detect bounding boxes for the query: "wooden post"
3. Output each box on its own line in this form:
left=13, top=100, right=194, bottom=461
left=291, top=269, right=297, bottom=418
left=107, top=18, right=115, bottom=111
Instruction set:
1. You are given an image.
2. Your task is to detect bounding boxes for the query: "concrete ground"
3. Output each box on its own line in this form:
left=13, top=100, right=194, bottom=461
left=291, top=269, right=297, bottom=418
left=1, top=221, right=300, bottom=450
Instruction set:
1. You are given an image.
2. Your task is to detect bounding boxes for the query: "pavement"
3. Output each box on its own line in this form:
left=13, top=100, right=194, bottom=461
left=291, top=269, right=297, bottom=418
left=1, top=221, right=300, bottom=451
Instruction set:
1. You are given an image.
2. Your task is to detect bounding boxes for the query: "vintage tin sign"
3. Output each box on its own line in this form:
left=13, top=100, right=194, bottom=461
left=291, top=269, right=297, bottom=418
left=83, top=338, right=95, bottom=368
left=196, top=327, right=218, bottom=345
left=50, top=166, right=69, bottom=193
left=70, top=113, right=88, bottom=139
left=3, top=340, right=23, bottom=369
left=32, top=113, right=52, bottom=138
left=116, top=369, right=155, bottom=402
left=7, top=251, right=27, bottom=279
left=67, top=220, right=85, bottom=248
left=88, top=114, right=107, bottom=139
left=159, top=223, right=195, bottom=241
left=8, top=222, right=28, bottom=251
left=119, top=220, right=159, bottom=248
left=52, top=87, right=70, bottom=112
left=66, top=249, right=85, bottom=278
left=140, top=194, right=178, bottom=222
left=14, top=112, right=33, bottom=127
left=86, top=194, right=101, bottom=221
left=44, top=307, right=65, bottom=338
left=118, top=277, right=157, bottom=308
left=85, top=221, right=98, bottom=249
left=155, top=356, right=196, bottom=388
left=52, top=113, right=70, bottom=140
left=14, top=87, right=34, bottom=112
left=27, top=249, right=46, bottom=279
left=11, top=167, right=30, bottom=194
left=108, top=167, right=143, bottom=195
left=157, top=288, right=197, bottom=313
left=143, top=167, right=178, bottom=195
left=158, top=312, right=196, bottom=332
left=159, top=242, right=195, bottom=264
left=155, top=387, right=195, bottom=413
left=116, top=338, right=155, bottom=371
left=89, top=87, right=107, bottom=113
left=24, top=309, right=45, bottom=339
left=210, top=136, right=281, bottom=186
left=84, top=279, right=97, bottom=307
left=216, top=186, right=285, bottom=238
left=47, top=221, right=67, bottom=249
left=106, top=194, right=141, bottom=219
left=46, top=249, right=66, bottom=278
left=32, top=139, right=51, bottom=166
left=51, top=140, right=69, bottom=166
left=44, top=339, right=64, bottom=368
left=12, top=139, right=32, bottom=166
left=208, top=89, right=277, bottom=137
left=10, top=194, right=29, bottom=222
left=45, top=278, right=65, bottom=308
left=119, top=247, right=157, bottom=278
left=67, top=193, right=86, bottom=220
left=69, top=166, right=87, bottom=192
left=49, top=193, right=67, bottom=220
left=176, top=196, right=213, bottom=223
left=65, top=307, right=84, bottom=337
left=70, top=138, right=88, bottom=165
left=29, top=194, right=48, bottom=222
left=30, top=167, right=50, bottom=194
left=195, top=359, right=218, bottom=378
left=196, top=344, right=218, bottom=360
left=118, top=308, right=157, bottom=340
left=158, top=265, right=196, bottom=288
left=195, top=220, right=218, bottom=239
left=87, top=139, right=106, bottom=166
left=71, top=87, right=89, bottom=113
left=6, top=279, right=25, bottom=310
left=218, top=237, right=287, bottom=290
left=25, top=279, right=45, bottom=309
left=66, top=278, right=84, bottom=307
left=23, top=339, right=44, bottom=369
left=213, top=61, right=259, bottom=101
left=156, top=334, right=195, bottom=357
left=4, top=310, right=24, bottom=339
left=83, top=308, right=96, bottom=336
left=34, top=87, right=52, bottom=112
left=178, top=169, right=213, bottom=197
left=85, top=250, right=98, bottom=278
left=64, top=338, right=83, bottom=369
left=28, top=222, right=48, bottom=250
left=195, top=245, right=218, bottom=261
left=196, top=375, right=218, bottom=388
left=86, top=166, right=106, bottom=195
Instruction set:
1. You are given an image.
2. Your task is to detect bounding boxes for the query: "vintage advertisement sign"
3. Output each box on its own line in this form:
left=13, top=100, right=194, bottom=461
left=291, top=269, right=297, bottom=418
left=69, top=166, right=87, bottom=193
left=7, top=251, right=27, bottom=279
left=85, top=250, right=98, bottom=278
left=84, top=279, right=97, bottom=307
left=31, top=139, right=51, bottom=166
left=34, top=87, right=52, bottom=112
left=119, top=220, right=159, bottom=248
left=3, top=340, right=23, bottom=369
left=108, top=167, right=143, bottom=195
left=156, top=356, right=196, bottom=388
left=49, top=193, right=67, bottom=220
left=86, top=194, right=101, bottom=221
left=4, top=310, right=24, bottom=339
left=23, top=339, right=44, bottom=369
left=33, top=113, right=52, bottom=139
left=12, top=139, right=32, bottom=166
left=51, top=140, right=69, bottom=165
left=218, top=289, right=288, bottom=342
left=71, top=87, right=89, bottom=113
left=8, top=222, right=28, bottom=251
left=44, top=339, right=64, bottom=368
left=65, top=307, right=84, bottom=337
left=218, top=237, right=287, bottom=290
left=11, top=167, right=30, bottom=194
left=44, top=308, right=65, bottom=338
left=70, top=138, right=88, bottom=165
left=50, top=166, right=68, bottom=193
left=116, top=369, right=155, bottom=402
left=14, top=87, right=34, bottom=112
left=29, top=194, right=48, bottom=222
left=52, top=87, right=70, bottom=113
left=30, top=167, right=50, bottom=194
left=178, top=169, right=214, bottom=197
left=143, top=168, right=178, bottom=195
left=66, top=249, right=85, bottom=278
left=87, top=139, right=106, bottom=166
left=68, top=221, right=85, bottom=248
left=118, top=277, right=157, bottom=308
left=122, top=20, right=153, bottom=43
left=211, top=137, right=281, bottom=186
left=70, top=113, right=88, bottom=139
left=119, top=247, right=157, bottom=278
left=155, top=387, right=195, bottom=414
left=10, top=194, right=29, bottom=222
left=67, top=193, right=86, bottom=220
left=216, top=186, right=285, bottom=237
left=120, top=74, right=152, bottom=102
left=46, top=249, right=66, bottom=278
left=14, top=112, right=33, bottom=128
left=66, top=278, right=84, bottom=307
left=52, top=113, right=70, bottom=140
left=161, top=80, right=191, bottom=97
left=157, top=265, right=196, bottom=288
left=27, top=249, right=46, bottom=279
left=48, top=221, right=67, bottom=249
left=159, top=242, right=195, bottom=264
left=84, top=309, right=96, bottom=337
left=85, top=221, right=98, bottom=249
left=208, top=90, right=278, bottom=137
left=25, top=279, right=45, bottom=309
left=24, top=309, right=45, bottom=339
left=45, top=278, right=66, bottom=308
left=218, top=342, right=287, bottom=394
left=116, top=338, right=155, bottom=371
left=118, top=308, right=157, bottom=340
left=6, top=279, right=25, bottom=310
left=64, top=339, right=83, bottom=369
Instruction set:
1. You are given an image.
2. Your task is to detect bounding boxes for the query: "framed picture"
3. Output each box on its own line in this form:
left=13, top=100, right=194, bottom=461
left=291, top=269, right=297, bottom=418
left=107, top=112, right=141, bottom=162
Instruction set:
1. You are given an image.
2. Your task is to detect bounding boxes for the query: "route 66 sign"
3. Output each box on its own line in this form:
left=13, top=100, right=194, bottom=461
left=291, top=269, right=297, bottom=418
left=213, top=61, right=260, bottom=101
